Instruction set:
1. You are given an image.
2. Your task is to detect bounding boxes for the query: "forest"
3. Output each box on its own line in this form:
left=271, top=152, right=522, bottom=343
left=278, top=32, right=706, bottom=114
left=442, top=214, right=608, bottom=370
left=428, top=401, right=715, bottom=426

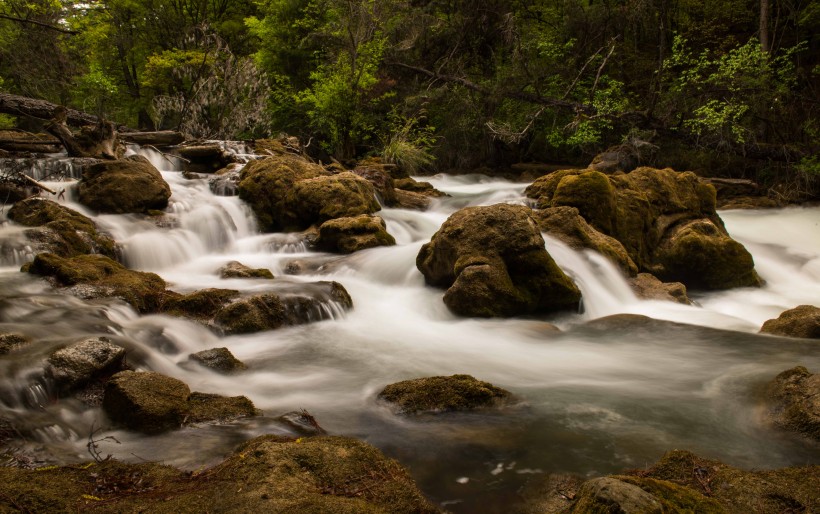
left=1, top=0, right=818, bottom=197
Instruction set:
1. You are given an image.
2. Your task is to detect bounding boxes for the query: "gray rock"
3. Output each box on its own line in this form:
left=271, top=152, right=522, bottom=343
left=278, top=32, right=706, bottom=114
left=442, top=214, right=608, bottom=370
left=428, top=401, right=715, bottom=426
left=189, top=347, right=247, bottom=374
left=45, top=337, right=126, bottom=393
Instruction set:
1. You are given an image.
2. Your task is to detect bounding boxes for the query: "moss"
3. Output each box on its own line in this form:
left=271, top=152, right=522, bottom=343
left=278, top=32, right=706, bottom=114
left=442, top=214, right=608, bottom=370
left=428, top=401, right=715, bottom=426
left=78, top=155, right=171, bottom=214
left=765, top=366, right=820, bottom=441
left=219, top=261, right=275, bottom=279
left=291, top=172, right=381, bottom=226
left=186, top=392, right=258, bottom=423
left=378, top=374, right=513, bottom=414
left=189, top=347, right=248, bottom=374
left=162, top=288, right=241, bottom=320
left=393, top=177, right=447, bottom=197
left=316, top=215, right=396, bottom=254
left=213, top=293, right=289, bottom=334
left=523, top=168, right=584, bottom=209
left=551, top=170, right=617, bottom=234
left=760, top=305, right=820, bottom=339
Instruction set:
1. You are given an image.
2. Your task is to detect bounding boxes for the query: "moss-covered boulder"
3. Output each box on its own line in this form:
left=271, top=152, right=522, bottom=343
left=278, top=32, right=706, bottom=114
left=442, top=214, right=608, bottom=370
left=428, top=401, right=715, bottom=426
left=0, top=332, right=31, bottom=354
left=188, top=347, right=247, bottom=374
left=46, top=337, right=126, bottom=394
left=162, top=288, right=241, bottom=320
left=7, top=197, right=118, bottom=258
left=532, top=206, right=637, bottom=276
left=315, top=215, right=396, bottom=254
left=628, top=273, right=691, bottom=304
left=765, top=366, right=820, bottom=441
left=102, top=370, right=257, bottom=434
left=218, top=261, right=274, bottom=280
left=377, top=374, right=513, bottom=415
left=78, top=155, right=171, bottom=214
left=353, top=164, right=398, bottom=205
left=238, top=154, right=379, bottom=232
left=417, top=204, right=580, bottom=317
left=393, top=177, right=448, bottom=197
left=0, top=435, right=440, bottom=513
left=651, top=219, right=761, bottom=289
left=760, top=305, right=820, bottom=339
left=27, top=253, right=167, bottom=313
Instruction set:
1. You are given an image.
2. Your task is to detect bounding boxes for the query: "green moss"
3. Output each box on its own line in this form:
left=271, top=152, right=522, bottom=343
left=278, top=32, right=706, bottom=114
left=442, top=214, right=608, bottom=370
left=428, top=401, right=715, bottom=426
left=523, top=168, right=584, bottom=209
left=378, top=374, right=513, bottom=414
left=162, top=288, right=241, bottom=320
left=316, top=215, right=396, bottom=254
left=78, top=155, right=171, bottom=214
left=186, top=392, right=258, bottom=423
left=551, top=170, right=617, bottom=234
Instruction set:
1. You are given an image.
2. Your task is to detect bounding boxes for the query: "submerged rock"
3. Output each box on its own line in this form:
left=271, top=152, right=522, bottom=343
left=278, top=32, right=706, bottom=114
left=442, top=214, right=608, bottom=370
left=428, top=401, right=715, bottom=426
left=218, top=261, right=274, bottom=280
left=78, top=155, right=171, bottom=214
left=378, top=374, right=513, bottom=415
left=46, top=337, right=126, bottom=394
left=629, top=273, right=691, bottom=304
left=315, top=214, right=396, bottom=253
left=0, top=435, right=440, bottom=513
left=27, top=253, right=167, bottom=313
left=188, top=347, right=247, bottom=374
left=0, top=332, right=31, bottom=355
left=760, top=305, right=820, bottom=339
left=417, top=203, right=581, bottom=317
left=765, top=366, right=820, bottom=441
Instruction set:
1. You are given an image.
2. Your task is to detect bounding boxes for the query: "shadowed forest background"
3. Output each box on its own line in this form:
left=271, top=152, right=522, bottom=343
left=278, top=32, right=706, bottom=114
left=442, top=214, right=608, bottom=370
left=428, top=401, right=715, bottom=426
left=1, top=0, right=818, bottom=197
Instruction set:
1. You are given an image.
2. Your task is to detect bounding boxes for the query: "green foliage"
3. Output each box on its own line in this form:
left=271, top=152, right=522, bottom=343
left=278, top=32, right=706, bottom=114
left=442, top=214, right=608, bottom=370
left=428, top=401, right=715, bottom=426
left=380, top=111, right=436, bottom=174
left=72, top=64, right=118, bottom=116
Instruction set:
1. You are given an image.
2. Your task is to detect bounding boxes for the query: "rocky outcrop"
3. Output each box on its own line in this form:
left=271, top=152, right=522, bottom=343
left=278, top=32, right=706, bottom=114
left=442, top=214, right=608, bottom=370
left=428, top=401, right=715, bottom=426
left=218, top=261, right=274, bottom=280
left=7, top=197, right=118, bottom=258
left=46, top=337, right=126, bottom=394
left=378, top=374, right=513, bottom=415
left=526, top=167, right=760, bottom=290
left=315, top=215, right=396, bottom=254
left=78, top=155, right=171, bottom=214
left=760, top=305, right=820, bottom=339
left=188, top=347, right=247, bottom=374
left=417, top=204, right=581, bottom=317
left=238, top=154, right=380, bottom=232
left=629, top=273, right=691, bottom=304
left=26, top=253, right=167, bottom=313
left=102, top=370, right=257, bottom=434
left=0, top=435, right=440, bottom=513
left=765, top=366, right=820, bottom=441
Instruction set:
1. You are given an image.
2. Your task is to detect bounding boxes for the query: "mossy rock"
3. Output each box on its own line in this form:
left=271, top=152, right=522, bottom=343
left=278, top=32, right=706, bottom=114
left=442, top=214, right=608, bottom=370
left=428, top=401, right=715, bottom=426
left=27, top=253, right=167, bottom=313
left=186, top=392, right=258, bottom=423
left=188, top=347, right=247, bottom=374
left=353, top=164, right=399, bottom=205
left=290, top=172, right=381, bottom=226
left=532, top=206, right=637, bottom=276
left=218, top=261, right=275, bottom=279
left=629, top=273, right=691, bottom=304
left=0, top=435, right=440, bottom=513
left=765, top=366, right=820, bottom=441
left=78, top=155, right=171, bottom=214
left=315, top=215, right=396, bottom=254
left=0, top=332, right=31, bottom=355
left=393, top=177, right=448, bottom=197
left=651, top=219, right=761, bottom=290
left=417, top=204, right=580, bottom=317
left=7, top=197, right=118, bottom=258
left=377, top=374, right=513, bottom=415
left=551, top=170, right=617, bottom=234
left=162, top=288, right=241, bottom=320
left=760, top=305, right=820, bottom=339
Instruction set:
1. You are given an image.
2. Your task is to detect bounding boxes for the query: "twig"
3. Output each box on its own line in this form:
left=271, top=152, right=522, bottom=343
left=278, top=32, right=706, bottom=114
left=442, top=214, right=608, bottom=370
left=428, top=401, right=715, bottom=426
left=87, top=421, right=120, bottom=463
left=589, top=38, right=619, bottom=102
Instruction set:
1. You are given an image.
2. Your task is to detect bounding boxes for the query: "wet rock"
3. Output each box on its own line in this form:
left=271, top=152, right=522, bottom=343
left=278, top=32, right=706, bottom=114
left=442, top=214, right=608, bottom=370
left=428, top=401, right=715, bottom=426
left=45, top=337, right=126, bottom=394
left=394, top=189, right=432, bottom=210
left=0, top=435, right=440, bottom=513
left=176, top=143, right=236, bottom=174
left=276, top=409, right=327, bottom=436
left=77, top=155, right=171, bottom=214
left=532, top=206, right=637, bottom=276
left=208, top=164, right=242, bottom=196
left=393, top=177, right=447, bottom=197
left=353, top=164, right=398, bottom=205
left=188, top=347, right=247, bottom=374
left=0, top=333, right=31, bottom=355
left=27, top=253, right=167, bottom=313
left=102, top=370, right=258, bottom=434
left=291, top=172, right=381, bottom=225
left=765, top=366, right=820, bottom=441
left=570, top=477, right=665, bottom=513
left=378, top=374, right=513, bottom=415
left=7, top=197, right=118, bottom=258
left=760, top=305, right=820, bottom=339
left=417, top=204, right=581, bottom=317
left=218, top=261, right=274, bottom=280
left=629, top=273, right=691, bottom=304
left=315, top=215, right=396, bottom=254
left=162, top=288, right=241, bottom=320
left=0, top=182, right=32, bottom=203
left=512, top=473, right=585, bottom=514
left=589, top=143, right=645, bottom=174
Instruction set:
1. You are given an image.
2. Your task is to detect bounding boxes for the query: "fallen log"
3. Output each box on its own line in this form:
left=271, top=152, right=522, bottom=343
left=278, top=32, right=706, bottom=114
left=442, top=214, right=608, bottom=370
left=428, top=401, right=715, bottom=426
left=0, top=92, right=130, bottom=131
left=46, top=108, right=119, bottom=160
left=121, top=131, right=185, bottom=147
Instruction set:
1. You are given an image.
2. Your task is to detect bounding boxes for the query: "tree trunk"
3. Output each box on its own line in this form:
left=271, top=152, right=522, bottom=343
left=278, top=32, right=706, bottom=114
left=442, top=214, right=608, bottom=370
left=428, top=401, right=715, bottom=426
left=760, top=0, right=770, bottom=53
left=0, top=93, right=129, bottom=131
left=46, top=113, right=119, bottom=160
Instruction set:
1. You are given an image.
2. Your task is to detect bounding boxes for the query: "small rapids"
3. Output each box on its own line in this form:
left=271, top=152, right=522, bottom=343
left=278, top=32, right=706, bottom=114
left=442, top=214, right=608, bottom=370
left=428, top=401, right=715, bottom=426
left=1, top=150, right=819, bottom=512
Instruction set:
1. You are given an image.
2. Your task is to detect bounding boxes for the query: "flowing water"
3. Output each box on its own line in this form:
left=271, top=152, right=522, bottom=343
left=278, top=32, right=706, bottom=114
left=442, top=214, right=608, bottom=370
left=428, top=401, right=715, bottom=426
left=1, top=149, right=819, bottom=512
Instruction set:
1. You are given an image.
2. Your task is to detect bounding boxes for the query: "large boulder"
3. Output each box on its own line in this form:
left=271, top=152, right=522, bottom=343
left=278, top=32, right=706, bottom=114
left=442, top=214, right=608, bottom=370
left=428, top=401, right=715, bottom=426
left=315, top=215, right=396, bottom=254
left=765, top=366, right=820, bottom=441
left=416, top=204, right=581, bottom=317
left=760, top=305, right=820, bottom=339
left=102, top=370, right=257, bottom=434
left=46, top=337, right=126, bottom=394
left=525, top=167, right=760, bottom=290
left=26, top=253, right=167, bottom=313
left=378, top=374, right=513, bottom=415
left=238, top=154, right=380, bottom=232
left=7, top=197, right=117, bottom=258
left=78, top=155, right=171, bottom=214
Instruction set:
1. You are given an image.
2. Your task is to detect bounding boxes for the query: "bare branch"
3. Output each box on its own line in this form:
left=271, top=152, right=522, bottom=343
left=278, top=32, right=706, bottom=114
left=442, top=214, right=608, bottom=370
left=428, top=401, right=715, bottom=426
left=0, top=13, right=78, bottom=34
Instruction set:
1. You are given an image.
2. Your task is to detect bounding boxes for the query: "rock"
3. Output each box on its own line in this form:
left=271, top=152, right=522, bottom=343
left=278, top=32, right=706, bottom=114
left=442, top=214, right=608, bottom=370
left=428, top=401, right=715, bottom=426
left=0, top=333, right=30, bottom=355
left=629, top=273, right=691, bottom=304
left=27, top=253, right=167, bottom=313
left=208, top=163, right=242, bottom=196
left=291, top=171, right=381, bottom=224
left=353, top=164, right=398, bottom=205
left=176, top=143, right=236, bottom=174
left=315, top=215, right=396, bottom=254
left=0, top=435, right=440, bottom=513
left=46, top=337, right=126, bottom=394
left=77, top=155, right=171, bottom=214
left=393, top=177, right=447, bottom=197
left=276, top=409, right=327, bottom=436
left=188, top=347, right=247, bottom=374
left=417, top=204, right=581, bottom=317
left=589, top=143, right=645, bottom=174
left=378, top=374, right=513, bottom=415
left=7, top=197, right=118, bottom=258
left=0, top=182, right=32, bottom=203
left=700, top=177, right=773, bottom=209
left=394, top=189, right=432, bottom=210
left=532, top=206, right=637, bottom=276
left=765, top=366, right=820, bottom=441
left=760, top=305, right=820, bottom=339
left=569, top=477, right=664, bottom=513
left=218, top=261, right=274, bottom=280
left=102, top=370, right=258, bottom=434
left=162, top=288, right=241, bottom=320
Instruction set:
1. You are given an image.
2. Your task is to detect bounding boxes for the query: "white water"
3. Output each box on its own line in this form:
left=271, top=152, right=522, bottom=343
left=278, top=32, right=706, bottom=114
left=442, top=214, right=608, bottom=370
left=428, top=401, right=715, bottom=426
left=1, top=151, right=819, bottom=512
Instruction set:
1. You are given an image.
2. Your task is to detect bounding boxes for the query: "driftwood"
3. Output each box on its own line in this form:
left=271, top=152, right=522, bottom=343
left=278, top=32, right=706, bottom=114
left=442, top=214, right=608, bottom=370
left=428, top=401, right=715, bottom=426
left=45, top=107, right=118, bottom=159
left=20, top=174, right=57, bottom=194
